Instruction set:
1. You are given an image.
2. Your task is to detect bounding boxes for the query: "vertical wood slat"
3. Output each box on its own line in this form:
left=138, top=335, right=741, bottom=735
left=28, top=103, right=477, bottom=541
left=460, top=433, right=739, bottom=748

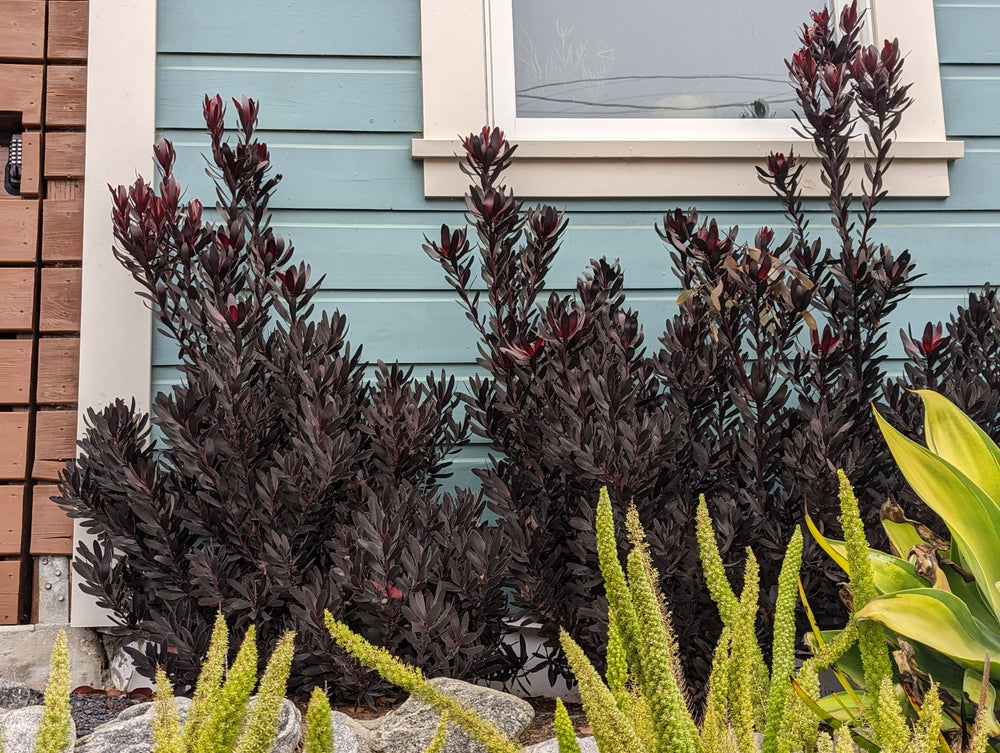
left=18, top=131, right=41, bottom=197
left=41, top=199, right=82, bottom=261
left=0, top=2, right=45, bottom=62
left=0, top=561, right=18, bottom=624
left=0, top=486, right=22, bottom=554
left=0, top=200, right=40, bottom=263
left=47, top=2, right=89, bottom=61
left=0, top=412, right=29, bottom=480
left=32, top=410, right=75, bottom=480
left=36, top=338, right=79, bottom=405
left=0, top=268, right=34, bottom=331
left=0, top=340, right=32, bottom=404
left=45, top=66, right=87, bottom=127
left=30, top=485, right=72, bottom=555
left=0, top=64, right=42, bottom=126
left=40, top=268, right=81, bottom=332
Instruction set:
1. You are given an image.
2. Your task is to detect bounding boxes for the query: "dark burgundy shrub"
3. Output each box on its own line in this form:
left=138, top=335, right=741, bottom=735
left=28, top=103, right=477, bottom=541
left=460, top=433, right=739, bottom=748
left=427, top=2, right=923, bottom=690
left=424, top=127, right=695, bottom=684
left=658, top=3, right=920, bottom=633
left=55, top=96, right=516, bottom=702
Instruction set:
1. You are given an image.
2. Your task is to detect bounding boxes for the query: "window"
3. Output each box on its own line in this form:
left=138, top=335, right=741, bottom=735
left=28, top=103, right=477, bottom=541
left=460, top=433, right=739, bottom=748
left=412, top=0, right=963, bottom=197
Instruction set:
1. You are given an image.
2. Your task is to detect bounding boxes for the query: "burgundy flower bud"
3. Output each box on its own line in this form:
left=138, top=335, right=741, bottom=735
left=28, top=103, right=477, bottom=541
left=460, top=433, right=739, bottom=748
left=255, top=143, right=269, bottom=163
left=919, top=321, right=946, bottom=355
left=233, top=95, right=259, bottom=136
left=822, top=63, right=843, bottom=94
left=755, top=226, right=775, bottom=249
left=528, top=205, right=564, bottom=239
left=467, top=186, right=516, bottom=224
left=160, top=175, right=181, bottom=214
left=500, top=335, right=544, bottom=366
left=203, top=94, right=225, bottom=137
left=839, top=1, right=859, bottom=35
left=226, top=293, right=242, bottom=324
left=463, top=126, right=507, bottom=170
left=260, top=231, right=284, bottom=262
left=153, top=138, right=176, bottom=173
left=440, top=224, right=468, bottom=259
left=810, top=325, right=841, bottom=356
left=791, top=49, right=818, bottom=81
left=277, top=263, right=310, bottom=297
left=129, top=178, right=152, bottom=214
left=186, top=199, right=203, bottom=228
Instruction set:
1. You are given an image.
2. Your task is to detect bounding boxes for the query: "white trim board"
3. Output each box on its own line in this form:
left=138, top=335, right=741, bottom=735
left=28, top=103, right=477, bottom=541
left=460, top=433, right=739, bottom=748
left=73, top=0, right=157, bottom=627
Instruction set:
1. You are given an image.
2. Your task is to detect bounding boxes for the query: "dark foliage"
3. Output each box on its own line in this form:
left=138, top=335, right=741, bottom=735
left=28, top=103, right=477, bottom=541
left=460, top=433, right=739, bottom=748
left=425, top=2, right=924, bottom=693
left=56, top=96, right=516, bottom=702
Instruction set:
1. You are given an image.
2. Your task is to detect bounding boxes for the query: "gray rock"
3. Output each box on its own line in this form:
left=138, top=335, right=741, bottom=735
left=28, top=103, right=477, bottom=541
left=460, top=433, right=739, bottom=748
left=0, top=679, right=42, bottom=711
left=331, top=710, right=368, bottom=753
left=521, top=736, right=598, bottom=753
left=75, top=696, right=299, bottom=753
left=371, top=678, right=533, bottom=753
left=0, top=705, right=76, bottom=753
left=0, top=625, right=107, bottom=693
left=75, top=698, right=191, bottom=753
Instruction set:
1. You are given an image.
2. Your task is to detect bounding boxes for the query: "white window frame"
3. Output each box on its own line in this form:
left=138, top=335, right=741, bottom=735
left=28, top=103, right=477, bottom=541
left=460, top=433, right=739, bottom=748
left=412, top=0, right=963, bottom=197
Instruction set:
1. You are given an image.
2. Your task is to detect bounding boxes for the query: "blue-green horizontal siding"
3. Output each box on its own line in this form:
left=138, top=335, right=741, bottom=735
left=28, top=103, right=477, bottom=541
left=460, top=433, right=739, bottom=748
left=157, top=55, right=421, bottom=133
left=157, top=0, right=420, bottom=57
left=262, top=209, right=1000, bottom=290
left=935, top=2, right=1000, bottom=64
left=941, top=65, right=1000, bottom=135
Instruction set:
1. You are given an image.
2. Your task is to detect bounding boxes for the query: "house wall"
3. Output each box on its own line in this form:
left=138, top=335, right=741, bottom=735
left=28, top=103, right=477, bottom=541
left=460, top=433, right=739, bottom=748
left=0, top=0, right=88, bottom=625
left=152, top=0, right=997, bottom=492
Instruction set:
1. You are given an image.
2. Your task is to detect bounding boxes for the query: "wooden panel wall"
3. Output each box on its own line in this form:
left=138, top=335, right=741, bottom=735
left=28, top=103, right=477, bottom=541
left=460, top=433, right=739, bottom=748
left=151, top=1, right=993, bottom=489
left=0, top=0, right=86, bottom=624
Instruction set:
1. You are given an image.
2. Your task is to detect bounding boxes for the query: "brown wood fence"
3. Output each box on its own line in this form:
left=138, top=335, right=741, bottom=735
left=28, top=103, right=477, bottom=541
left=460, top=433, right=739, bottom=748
left=0, top=0, right=88, bottom=623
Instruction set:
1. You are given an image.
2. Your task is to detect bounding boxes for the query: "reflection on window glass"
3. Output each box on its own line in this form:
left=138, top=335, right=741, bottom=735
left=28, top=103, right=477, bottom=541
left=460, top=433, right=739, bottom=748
left=512, top=0, right=825, bottom=119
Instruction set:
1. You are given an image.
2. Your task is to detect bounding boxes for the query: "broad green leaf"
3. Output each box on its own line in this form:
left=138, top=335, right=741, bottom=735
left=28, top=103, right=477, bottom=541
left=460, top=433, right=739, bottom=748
left=881, top=519, right=925, bottom=561
left=874, top=407, right=1000, bottom=617
left=857, top=589, right=1000, bottom=674
left=918, top=390, right=1000, bottom=505
left=805, top=517, right=926, bottom=594
left=963, top=668, right=1000, bottom=737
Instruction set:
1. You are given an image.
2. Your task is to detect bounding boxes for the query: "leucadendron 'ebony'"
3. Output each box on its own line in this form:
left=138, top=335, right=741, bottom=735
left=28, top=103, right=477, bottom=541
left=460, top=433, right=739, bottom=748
left=56, top=95, right=515, bottom=702
left=425, top=2, right=924, bottom=692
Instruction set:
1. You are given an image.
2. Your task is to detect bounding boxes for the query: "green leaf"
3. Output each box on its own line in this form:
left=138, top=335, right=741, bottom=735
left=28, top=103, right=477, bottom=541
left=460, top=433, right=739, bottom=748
left=805, top=516, right=926, bottom=594
left=874, top=406, right=1000, bottom=617
left=857, top=589, right=1000, bottom=674
left=918, top=389, right=1000, bottom=504
left=962, top=667, right=1000, bottom=737
left=881, top=519, right=925, bottom=561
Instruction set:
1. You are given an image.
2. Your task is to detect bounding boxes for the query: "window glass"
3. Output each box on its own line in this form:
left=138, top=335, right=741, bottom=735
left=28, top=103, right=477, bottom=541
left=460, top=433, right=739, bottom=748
left=512, top=0, right=824, bottom=120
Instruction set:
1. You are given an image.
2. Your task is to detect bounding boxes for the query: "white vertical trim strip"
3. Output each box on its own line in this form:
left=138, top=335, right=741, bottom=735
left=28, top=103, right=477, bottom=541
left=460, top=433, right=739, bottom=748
left=73, top=0, right=157, bottom=626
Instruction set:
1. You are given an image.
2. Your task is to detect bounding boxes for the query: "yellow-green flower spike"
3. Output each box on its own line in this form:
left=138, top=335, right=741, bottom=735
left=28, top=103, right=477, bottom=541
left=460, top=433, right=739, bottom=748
left=833, top=726, right=853, bottom=753
left=326, top=612, right=519, bottom=753
left=184, top=612, right=229, bottom=750
left=778, top=660, right=820, bottom=753
left=152, top=669, right=182, bottom=753
left=233, top=631, right=296, bottom=753
left=838, top=471, right=893, bottom=728
left=553, top=699, right=580, bottom=753
left=424, top=713, right=449, bottom=753
left=559, top=630, right=647, bottom=753
left=729, top=548, right=764, bottom=753
left=816, top=731, right=834, bottom=753
left=302, top=687, right=334, bottom=753
left=700, top=627, right=735, bottom=753
left=696, top=495, right=738, bottom=626
left=912, top=683, right=943, bottom=753
left=873, top=676, right=908, bottom=753
left=762, top=526, right=803, bottom=753
left=32, top=630, right=71, bottom=753
left=596, top=488, right=643, bottom=686
left=625, top=547, right=699, bottom=753
left=604, top=614, right=629, bottom=713
left=195, top=625, right=259, bottom=753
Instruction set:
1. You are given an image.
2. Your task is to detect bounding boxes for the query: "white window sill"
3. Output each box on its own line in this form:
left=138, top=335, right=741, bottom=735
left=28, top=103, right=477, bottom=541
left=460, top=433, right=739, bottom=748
left=412, top=137, right=965, bottom=198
